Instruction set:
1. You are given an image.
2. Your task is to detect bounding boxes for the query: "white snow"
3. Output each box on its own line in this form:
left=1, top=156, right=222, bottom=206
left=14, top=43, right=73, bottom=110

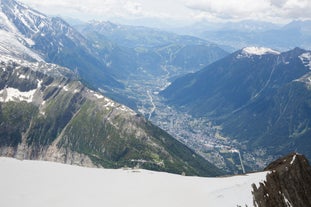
left=0, top=5, right=43, bottom=61
left=0, top=30, right=43, bottom=61
left=18, top=74, right=29, bottom=79
left=290, top=154, right=297, bottom=165
left=0, top=87, right=36, bottom=103
left=0, top=157, right=268, bottom=207
left=104, top=100, right=116, bottom=108
left=299, top=52, right=311, bottom=70
left=63, top=85, right=69, bottom=92
left=283, top=194, right=293, bottom=207
left=94, top=93, right=104, bottom=99
left=0, top=79, right=42, bottom=103
left=238, top=47, right=280, bottom=58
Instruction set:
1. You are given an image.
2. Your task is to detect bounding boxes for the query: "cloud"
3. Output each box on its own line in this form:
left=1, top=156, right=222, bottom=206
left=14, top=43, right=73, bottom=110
left=21, top=0, right=135, bottom=18
left=270, top=0, right=287, bottom=7
left=281, top=0, right=311, bottom=18
left=124, top=1, right=143, bottom=15
left=185, top=0, right=311, bottom=22
left=186, top=0, right=270, bottom=19
left=19, top=0, right=311, bottom=24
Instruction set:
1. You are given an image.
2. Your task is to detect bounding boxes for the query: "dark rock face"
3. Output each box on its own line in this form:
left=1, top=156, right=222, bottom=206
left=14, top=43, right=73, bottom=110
left=252, top=153, right=311, bottom=207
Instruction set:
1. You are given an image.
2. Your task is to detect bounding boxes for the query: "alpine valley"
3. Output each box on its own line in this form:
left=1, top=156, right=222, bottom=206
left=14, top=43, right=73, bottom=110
left=1, top=0, right=311, bottom=206
left=1, top=0, right=311, bottom=175
left=0, top=0, right=224, bottom=176
left=162, top=47, right=311, bottom=171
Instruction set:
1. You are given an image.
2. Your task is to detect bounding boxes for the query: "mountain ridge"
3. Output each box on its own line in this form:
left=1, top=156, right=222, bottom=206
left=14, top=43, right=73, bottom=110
left=180, top=20, right=311, bottom=51
left=0, top=56, right=223, bottom=176
left=0, top=0, right=123, bottom=92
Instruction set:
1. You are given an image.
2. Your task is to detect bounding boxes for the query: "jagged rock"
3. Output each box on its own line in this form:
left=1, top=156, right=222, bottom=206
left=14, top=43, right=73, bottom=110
left=252, top=152, right=311, bottom=207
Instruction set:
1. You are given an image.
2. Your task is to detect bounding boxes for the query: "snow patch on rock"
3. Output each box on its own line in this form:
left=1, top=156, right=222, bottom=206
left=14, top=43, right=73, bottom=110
left=94, top=93, right=104, bottom=99
left=290, top=154, right=297, bottom=165
left=0, top=79, right=42, bottom=103
left=0, top=87, right=36, bottom=103
left=299, top=52, right=311, bottom=70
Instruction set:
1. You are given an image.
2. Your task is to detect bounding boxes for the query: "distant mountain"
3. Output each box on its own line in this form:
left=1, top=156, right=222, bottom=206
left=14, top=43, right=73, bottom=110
left=161, top=47, right=311, bottom=161
left=73, top=21, right=228, bottom=110
left=76, top=21, right=229, bottom=77
left=0, top=56, right=222, bottom=176
left=0, top=0, right=122, bottom=91
left=180, top=20, right=311, bottom=51
left=0, top=0, right=224, bottom=177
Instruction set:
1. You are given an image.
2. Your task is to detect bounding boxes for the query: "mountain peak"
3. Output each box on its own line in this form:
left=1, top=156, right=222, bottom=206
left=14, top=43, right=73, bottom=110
left=264, top=152, right=309, bottom=171
left=241, top=46, right=280, bottom=56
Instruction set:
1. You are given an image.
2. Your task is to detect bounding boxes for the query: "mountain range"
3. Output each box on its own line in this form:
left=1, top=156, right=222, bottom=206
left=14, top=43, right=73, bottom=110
left=74, top=20, right=228, bottom=109
left=162, top=47, right=311, bottom=164
left=176, top=20, right=311, bottom=51
left=1, top=0, right=311, bottom=176
left=0, top=0, right=224, bottom=176
left=0, top=49, right=223, bottom=176
left=76, top=20, right=228, bottom=83
left=0, top=0, right=228, bottom=108
left=0, top=0, right=122, bottom=92
left=1, top=0, right=311, bottom=205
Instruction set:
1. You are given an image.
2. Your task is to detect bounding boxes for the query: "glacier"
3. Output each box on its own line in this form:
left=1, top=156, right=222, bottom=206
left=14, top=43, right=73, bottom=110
left=0, top=157, right=268, bottom=207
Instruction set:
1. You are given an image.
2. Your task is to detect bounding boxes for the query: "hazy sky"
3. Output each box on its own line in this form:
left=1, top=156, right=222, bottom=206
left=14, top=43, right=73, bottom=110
left=19, top=0, right=311, bottom=25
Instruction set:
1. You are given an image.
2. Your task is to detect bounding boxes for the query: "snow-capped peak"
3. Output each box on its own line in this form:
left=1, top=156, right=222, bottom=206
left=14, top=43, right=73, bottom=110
left=242, top=47, right=280, bottom=56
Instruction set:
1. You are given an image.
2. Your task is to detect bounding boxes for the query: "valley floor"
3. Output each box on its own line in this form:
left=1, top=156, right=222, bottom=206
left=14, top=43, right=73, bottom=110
left=122, top=70, right=274, bottom=173
left=0, top=157, right=267, bottom=207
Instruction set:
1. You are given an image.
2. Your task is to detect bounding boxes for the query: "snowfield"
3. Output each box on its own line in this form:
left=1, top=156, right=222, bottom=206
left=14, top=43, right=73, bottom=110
left=242, top=47, right=280, bottom=56
left=237, top=47, right=280, bottom=59
left=0, top=157, right=268, bottom=207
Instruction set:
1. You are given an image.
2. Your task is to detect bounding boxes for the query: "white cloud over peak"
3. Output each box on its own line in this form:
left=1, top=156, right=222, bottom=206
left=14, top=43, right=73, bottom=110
left=19, top=0, right=311, bottom=24
left=124, top=2, right=143, bottom=15
left=186, top=0, right=311, bottom=21
left=270, top=0, right=287, bottom=7
left=281, top=0, right=311, bottom=18
left=186, top=0, right=270, bottom=19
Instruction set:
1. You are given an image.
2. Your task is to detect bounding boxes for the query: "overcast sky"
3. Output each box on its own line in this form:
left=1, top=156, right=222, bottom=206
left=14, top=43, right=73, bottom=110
left=19, top=0, right=311, bottom=26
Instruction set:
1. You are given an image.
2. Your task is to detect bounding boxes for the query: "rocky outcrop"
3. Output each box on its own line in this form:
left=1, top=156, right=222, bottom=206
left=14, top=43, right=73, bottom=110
left=252, top=152, right=311, bottom=207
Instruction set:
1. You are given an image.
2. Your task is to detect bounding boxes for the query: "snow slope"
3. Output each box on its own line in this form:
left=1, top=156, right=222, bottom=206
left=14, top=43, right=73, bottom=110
left=0, top=2, right=43, bottom=61
left=0, top=158, right=267, bottom=207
